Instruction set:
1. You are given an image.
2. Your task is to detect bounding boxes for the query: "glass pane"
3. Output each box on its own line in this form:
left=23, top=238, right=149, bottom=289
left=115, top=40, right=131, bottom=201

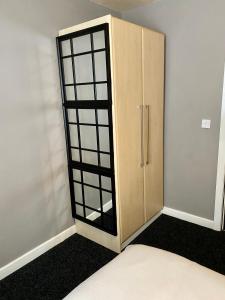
left=100, top=154, right=110, bottom=168
left=86, top=208, right=101, bottom=221
left=101, top=176, right=111, bottom=191
left=82, top=150, right=98, bottom=165
left=75, top=204, right=84, bottom=217
left=98, top=110, right=108, bottom=125
left=69, top=125, right=79, bottom=147
left=63, top=58, right=73, bottom=84
left=67, top=109, right=77, bottom=123
left=77, top=85, right=94, bottom=100
left=80, top=126, right=97, bottom=150
left=74, top=55, right=93, bottom=83
left=74, top=182, right=83, bottom=204
left=96, top=83, right=108, bottom=100
left=61, top=40, right=71, bottom=56
left=79, top=109, right=96, bottom=124
left=84, top=186, right=100, bottom=210
left=94, top=52, right=107, bottom=82
left=99, top=127, right=110, bottom=152
left=93, top=31, right=105, bottom=50
left=71, top=149, right=80, bottom=161
left=83, top=171, right=99, bottom=187
left=65, top=86, right=75, bottom=101
left=73, top=169, right=81, bottom=181
left=73, top=34, right=91, bottom=54
left=102, top=191, right=112, bottom=207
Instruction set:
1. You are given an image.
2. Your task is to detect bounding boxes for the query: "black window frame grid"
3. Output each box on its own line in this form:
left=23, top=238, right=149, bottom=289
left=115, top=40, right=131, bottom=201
left=56, top=23, right=117, bottom=235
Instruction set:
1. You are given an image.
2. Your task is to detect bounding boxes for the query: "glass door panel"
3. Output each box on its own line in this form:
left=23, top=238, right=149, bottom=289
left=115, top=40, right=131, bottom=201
left=57, top=24, right=116, bottom=235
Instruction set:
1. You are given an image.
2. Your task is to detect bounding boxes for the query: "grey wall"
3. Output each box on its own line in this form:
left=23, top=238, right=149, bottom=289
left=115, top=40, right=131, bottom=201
left=0, top=0, right=118, bottom=268
left=123, top=0, right=225, bottom=220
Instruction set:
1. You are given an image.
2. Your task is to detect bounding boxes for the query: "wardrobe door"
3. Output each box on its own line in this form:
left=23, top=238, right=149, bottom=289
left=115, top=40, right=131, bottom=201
left=112, top=18, right=144, bottom=242
left=142, top=28, right=164, bottom=221
left=57, top=24, right=117, bottom=235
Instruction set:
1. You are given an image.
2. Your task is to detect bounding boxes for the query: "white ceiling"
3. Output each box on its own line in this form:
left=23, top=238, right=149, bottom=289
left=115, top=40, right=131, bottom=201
left=90, top=0, right=155, bottom=12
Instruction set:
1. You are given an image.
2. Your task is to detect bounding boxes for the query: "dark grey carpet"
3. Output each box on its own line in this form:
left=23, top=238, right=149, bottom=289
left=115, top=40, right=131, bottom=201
left=0, top=235, right=116, bottom=300
left=1, top=214, right=225, bottom=300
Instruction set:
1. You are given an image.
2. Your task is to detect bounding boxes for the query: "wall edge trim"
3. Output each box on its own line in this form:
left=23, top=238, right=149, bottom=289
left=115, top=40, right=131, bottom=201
left=162, top=207, right=214, bottom=229
left=0, top=224, right=77, bottom=281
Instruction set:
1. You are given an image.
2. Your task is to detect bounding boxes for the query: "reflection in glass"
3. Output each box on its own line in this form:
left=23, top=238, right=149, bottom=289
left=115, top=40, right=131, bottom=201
left=74, top=55, right=93, bottom=83
left=93, top=31, right=105, bottom=50
left=79, top=109, right=96, bottom=124
left=96, top=84, right=108, bottom=100
left=99, top=127, right=110, bottom=152
left=83, top=172, right=99, bottom=187
left=65, top=86, right=75, bottom=101
left=73, top=34, right=91, bottom=54
left=98, top=110, right=108, bottom=125
left=71, top=149, right=80, bottom=161
left=82, top=151, right=98, bottom=165
left=100, top=154, right=110, bottom=168
left=77, top=85, right=94, bottom=100
left=63, top=58, right=73, bottom=84
left=84, top=186, right=100, bottom=210
left=73, top=169, right=81, bottom=181
left=94, top=52, right=107, bottom=82
left=101, top=176, right=111, bottom=191
left=80, top=126, right=97, bottom=150
left=75, top=204, right=84, bottom=217
left=74, top=182, right=83, bottom=203
left=61, top=40, right=71, bottom=56
left=69, top=125, right=79, bottom=147
left=67, top=109, right=77, bottom=123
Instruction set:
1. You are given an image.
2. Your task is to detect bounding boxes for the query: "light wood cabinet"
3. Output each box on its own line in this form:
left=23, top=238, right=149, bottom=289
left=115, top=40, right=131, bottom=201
left=57, top=15, right=164, bottom=251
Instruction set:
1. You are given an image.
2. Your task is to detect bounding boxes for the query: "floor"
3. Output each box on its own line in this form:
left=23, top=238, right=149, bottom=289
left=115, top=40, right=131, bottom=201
left=1, top=214, right=225, bottom=299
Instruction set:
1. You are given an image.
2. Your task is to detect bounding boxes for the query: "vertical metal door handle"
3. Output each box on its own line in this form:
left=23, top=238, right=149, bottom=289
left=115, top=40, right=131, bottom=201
left=146, top=105, right=150, bottom=165
left=138, top=105, right=144, bottom=167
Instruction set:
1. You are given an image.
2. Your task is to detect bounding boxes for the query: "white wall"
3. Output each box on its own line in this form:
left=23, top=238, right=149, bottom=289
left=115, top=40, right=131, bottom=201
left=0, top=0, right=118, bottom=268
left=123, top=0, right=225, bottom=220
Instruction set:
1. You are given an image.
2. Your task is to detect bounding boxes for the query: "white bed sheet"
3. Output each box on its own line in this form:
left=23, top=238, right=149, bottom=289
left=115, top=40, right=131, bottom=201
left=64, top=244, right=225, bottom=300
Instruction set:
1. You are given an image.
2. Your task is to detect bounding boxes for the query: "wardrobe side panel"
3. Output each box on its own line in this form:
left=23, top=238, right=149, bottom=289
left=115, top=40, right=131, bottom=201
left=111, top=18, right=145, bottom=242
left=142, top=28, right=164, bottom=221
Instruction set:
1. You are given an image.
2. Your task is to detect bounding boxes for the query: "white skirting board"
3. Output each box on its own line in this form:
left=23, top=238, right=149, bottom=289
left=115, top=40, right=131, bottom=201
left=162, top=207, right=214, bottom=229
left=0, top=225, right=77, bottom=281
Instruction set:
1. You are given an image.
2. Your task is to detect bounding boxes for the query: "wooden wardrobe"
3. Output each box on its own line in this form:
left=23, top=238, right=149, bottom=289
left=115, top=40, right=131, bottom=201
left=57, top=15, right=164, bottom=252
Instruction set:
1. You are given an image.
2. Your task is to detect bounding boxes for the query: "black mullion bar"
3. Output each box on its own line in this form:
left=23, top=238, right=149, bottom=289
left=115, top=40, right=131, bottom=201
left=70, top=38, right=86, bottom=218
left=70, top=146, right=110, bottom=155
left=64, top=100, right=109, bottom=109
left=56, top=39, right=76, bottom=217
left=64, top=81, right=107, bottom=86
left=68, top=122, right=109, bottom=128
left=73, top=180, right=111, bottom=193
left=90, top=32, right=104, bottom=224
left=71, top=161, right=111, bottom=176
left=62, top=48, right=106, bottom=59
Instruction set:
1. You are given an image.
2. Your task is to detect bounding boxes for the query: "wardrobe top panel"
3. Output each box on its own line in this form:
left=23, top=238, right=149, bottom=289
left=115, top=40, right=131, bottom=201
left=58, top=15, right=164, bottom=38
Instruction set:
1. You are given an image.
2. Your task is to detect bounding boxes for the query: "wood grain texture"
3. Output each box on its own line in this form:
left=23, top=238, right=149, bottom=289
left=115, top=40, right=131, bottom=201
left=111, top=17, right=145, bottom=242
left=142, top=28, right=164, bottom=221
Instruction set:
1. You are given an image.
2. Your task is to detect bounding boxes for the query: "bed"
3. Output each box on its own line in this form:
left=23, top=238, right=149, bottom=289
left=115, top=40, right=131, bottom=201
left=64, top=245, right=225, bottom=300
